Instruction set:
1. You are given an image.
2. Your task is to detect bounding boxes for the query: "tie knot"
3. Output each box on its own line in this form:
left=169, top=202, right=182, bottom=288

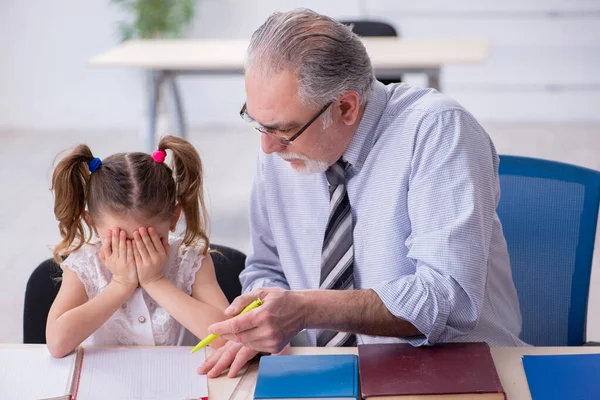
left=325, top=160, right=348, bottom=186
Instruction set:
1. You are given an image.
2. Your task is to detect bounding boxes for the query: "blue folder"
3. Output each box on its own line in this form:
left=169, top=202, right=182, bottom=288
left=522, top=353, right=600, bottom=399
left=253, top=355, right=359, bottom=399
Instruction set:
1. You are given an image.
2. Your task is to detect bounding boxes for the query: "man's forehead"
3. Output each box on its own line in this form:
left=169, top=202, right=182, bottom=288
left=245, top=70, right=301, bottom=116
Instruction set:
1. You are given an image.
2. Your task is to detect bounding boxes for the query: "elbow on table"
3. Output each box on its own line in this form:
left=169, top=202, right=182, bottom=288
left=46, top=332, right=78, bottom=358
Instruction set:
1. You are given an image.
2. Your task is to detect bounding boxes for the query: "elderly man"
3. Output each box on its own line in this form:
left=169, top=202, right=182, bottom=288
left=199, top=8, right=525, bottom=378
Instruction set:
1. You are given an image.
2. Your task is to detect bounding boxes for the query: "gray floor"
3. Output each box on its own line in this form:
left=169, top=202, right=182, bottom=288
left=1, top=123, right=599, bottom=344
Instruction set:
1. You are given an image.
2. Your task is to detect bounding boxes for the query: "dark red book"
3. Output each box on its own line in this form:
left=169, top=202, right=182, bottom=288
left=358, top=342, right=506, bottom=399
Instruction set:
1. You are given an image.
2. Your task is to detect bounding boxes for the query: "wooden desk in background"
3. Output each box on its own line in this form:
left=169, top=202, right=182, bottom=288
left=88, top=38, right=489, bottom=151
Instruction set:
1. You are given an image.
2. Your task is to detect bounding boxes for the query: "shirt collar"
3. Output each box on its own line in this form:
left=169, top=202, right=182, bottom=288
left=342, top=81, right=388, bottom=171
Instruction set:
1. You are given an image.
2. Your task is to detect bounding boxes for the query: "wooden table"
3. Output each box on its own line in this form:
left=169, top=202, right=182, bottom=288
left=88, top=38, right=489, bottom=151
left=2, top=344, right=599, bottom=399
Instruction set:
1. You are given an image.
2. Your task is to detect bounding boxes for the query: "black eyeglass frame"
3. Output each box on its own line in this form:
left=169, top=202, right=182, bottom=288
left=240, top=101, right=333, bottom=146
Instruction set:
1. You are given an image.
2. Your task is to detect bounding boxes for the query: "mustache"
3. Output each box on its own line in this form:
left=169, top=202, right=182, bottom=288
left=275, top=152, right=310, bottom=161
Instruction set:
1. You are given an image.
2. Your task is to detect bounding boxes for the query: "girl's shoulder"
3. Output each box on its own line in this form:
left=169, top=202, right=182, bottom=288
left=61, top=242, right=102, bottom=270
left=168, top=235, right=208, bottom=262
left=166, top=235, right=208, bottom=295
left=60, top=242, right=105, bottom=297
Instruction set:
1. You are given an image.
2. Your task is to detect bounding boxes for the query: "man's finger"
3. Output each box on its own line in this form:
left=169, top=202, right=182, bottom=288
left=226, top=291, right=262, bottom=316
left=209, top=313, right=258, bottom=336
left=197, top=347, right=224, bottom=375
left=228, top=347, right=258, bottom=378
left=207, top=344, right=240, bottom=378
left=243, top=338, right=284, bottom=355
left=220, top=326, right=263, bottom=345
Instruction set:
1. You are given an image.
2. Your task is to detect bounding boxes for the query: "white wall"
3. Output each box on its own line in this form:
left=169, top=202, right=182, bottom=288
left=1, top=0, right=599, bottom=132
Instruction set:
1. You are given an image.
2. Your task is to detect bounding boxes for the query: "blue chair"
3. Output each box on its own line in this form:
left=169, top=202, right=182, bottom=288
left=497, top=155, right=600, bottom=346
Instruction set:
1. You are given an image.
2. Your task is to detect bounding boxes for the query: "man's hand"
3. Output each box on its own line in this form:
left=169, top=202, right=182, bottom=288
left=207, top=288, right=307, bottom=354
left=197, top=341, right=259, bottom=378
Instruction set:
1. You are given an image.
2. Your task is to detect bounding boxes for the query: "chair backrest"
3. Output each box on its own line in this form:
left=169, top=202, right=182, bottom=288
left=23, top=244, right=246, bottom=344
left=338, top=20, right=401, bottom=86
left=338, top=20, right=398, bottom=37
left=210, top=244, right=246, bottom=303
left=497, top=155, right=600, bottom=346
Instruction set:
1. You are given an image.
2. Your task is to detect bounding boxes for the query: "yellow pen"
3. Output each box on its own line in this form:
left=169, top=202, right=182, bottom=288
left=191, top=298, right=263, bottom=353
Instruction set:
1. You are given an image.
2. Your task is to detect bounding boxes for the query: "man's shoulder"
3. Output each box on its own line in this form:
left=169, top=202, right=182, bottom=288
left=385, top=83, right=469, bottom=123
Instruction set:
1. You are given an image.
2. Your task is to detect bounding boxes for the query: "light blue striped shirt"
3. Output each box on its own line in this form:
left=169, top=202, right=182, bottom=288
left=240, top=81, right=526, bottom=347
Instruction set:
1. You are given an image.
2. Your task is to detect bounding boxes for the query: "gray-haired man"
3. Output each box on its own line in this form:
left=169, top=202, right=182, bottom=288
left=199, top=8, right=525, bottom=378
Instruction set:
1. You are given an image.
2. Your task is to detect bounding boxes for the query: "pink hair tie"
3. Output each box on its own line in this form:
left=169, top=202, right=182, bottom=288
left=152, top=150, right=166, bottom=163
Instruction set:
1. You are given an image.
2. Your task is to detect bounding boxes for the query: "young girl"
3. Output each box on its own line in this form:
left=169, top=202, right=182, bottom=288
left=46, top=135, right=229, bottom=358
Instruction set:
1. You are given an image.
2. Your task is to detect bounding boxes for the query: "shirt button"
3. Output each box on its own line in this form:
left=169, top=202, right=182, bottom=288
left=138, top=316, right=146, bottom=323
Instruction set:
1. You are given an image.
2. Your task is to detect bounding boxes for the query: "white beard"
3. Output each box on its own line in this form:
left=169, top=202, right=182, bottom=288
left=276, top=152, right=329, bottom=174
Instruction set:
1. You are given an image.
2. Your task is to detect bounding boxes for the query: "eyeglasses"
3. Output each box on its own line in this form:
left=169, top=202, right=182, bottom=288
left=239, top=101, right=333, bottom=146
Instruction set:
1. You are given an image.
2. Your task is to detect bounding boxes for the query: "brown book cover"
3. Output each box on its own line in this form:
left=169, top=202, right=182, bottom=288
left=358, top=342, right=506, bottom=399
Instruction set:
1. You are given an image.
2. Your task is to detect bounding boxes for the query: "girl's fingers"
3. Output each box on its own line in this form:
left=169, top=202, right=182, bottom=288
left=102, top=230, right=112, bottom=258
left=126, top=240, right=134, bottom=267
left=133, top=231, right=150, bottom=264
left=139, top=227, right=157, bottom=255
left=148, top=227, right=164, bottom=256
left=111, top=228, right=120, bottom=258
left=133, top=242, right=142, bottom=267
left=119, top=230, right=127, bottom=259
left=161, top=237, right=170, bottom=256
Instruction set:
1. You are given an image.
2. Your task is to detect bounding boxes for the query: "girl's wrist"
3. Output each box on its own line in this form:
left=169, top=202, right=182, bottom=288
left=109, top=278, right=138, bottom=295
left=140, top=274, right=167, bottom=291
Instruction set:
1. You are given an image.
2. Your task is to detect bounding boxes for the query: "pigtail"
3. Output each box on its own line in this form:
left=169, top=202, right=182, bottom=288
left=51, top=145, right=95, bottom=263
left=158, top=136, right=210, bottom=254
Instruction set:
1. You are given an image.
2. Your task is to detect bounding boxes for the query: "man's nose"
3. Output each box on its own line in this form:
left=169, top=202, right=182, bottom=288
left=261, top=134, right=287, bottom=154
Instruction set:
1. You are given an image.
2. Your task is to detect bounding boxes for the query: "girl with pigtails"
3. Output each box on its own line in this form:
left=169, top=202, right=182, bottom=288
left=46, top=135, right=229, bottom=358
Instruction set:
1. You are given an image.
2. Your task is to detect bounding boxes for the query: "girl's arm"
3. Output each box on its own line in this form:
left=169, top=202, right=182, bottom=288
left=141, top=254, right=229, bottom=349
left=47, top=229, right=138, bottom=358
left=46, top=268, right=136, bottom=358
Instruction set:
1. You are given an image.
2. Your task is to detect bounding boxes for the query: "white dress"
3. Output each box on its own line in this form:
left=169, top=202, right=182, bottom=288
left=61, top=235, right=205, bottom=347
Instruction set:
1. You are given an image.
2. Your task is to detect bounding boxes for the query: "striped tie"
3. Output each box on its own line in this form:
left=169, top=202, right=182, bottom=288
left=316, top=160, right=357, bottom=347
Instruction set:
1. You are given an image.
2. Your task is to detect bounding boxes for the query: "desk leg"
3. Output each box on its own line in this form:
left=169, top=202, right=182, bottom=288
left=427, top=68, right=441, bottom=91
left=166, top=73, right=187, bottom=140
left=146, top=70, right=163, bottom=152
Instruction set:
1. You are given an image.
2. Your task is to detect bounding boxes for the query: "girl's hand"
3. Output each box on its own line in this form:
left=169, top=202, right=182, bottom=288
left=133, top=227, right=170, bottom=287
left=101, top=228, right=138, bottom=290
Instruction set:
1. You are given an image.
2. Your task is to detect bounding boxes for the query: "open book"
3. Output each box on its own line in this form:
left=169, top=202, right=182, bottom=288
left=0, top=346, right=208, bottom=400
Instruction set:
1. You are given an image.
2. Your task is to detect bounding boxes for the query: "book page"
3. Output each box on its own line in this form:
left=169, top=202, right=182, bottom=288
left=76, top=347, right=207, bottom=400
left=0, top=347, right=76, bottom=399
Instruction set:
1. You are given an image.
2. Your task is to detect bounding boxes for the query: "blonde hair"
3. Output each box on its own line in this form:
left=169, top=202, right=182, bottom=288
left=51, top=135, right=209, bottom=263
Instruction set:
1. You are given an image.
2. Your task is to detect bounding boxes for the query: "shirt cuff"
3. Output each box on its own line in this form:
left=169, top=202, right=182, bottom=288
left=372, top=276, right=453, bottom=345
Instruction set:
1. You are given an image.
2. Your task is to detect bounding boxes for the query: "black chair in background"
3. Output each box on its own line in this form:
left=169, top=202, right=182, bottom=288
left=339, top=20, right=402, bottom=85
left=23, top=243, right=246, bottom=344
left=211, top=244, right=246, bottom=304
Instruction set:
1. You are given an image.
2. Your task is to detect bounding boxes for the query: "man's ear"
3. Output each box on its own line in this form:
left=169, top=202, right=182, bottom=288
left=337, top=90, right=361, bottom=126
left=170, top=204, right=182, bottom=232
